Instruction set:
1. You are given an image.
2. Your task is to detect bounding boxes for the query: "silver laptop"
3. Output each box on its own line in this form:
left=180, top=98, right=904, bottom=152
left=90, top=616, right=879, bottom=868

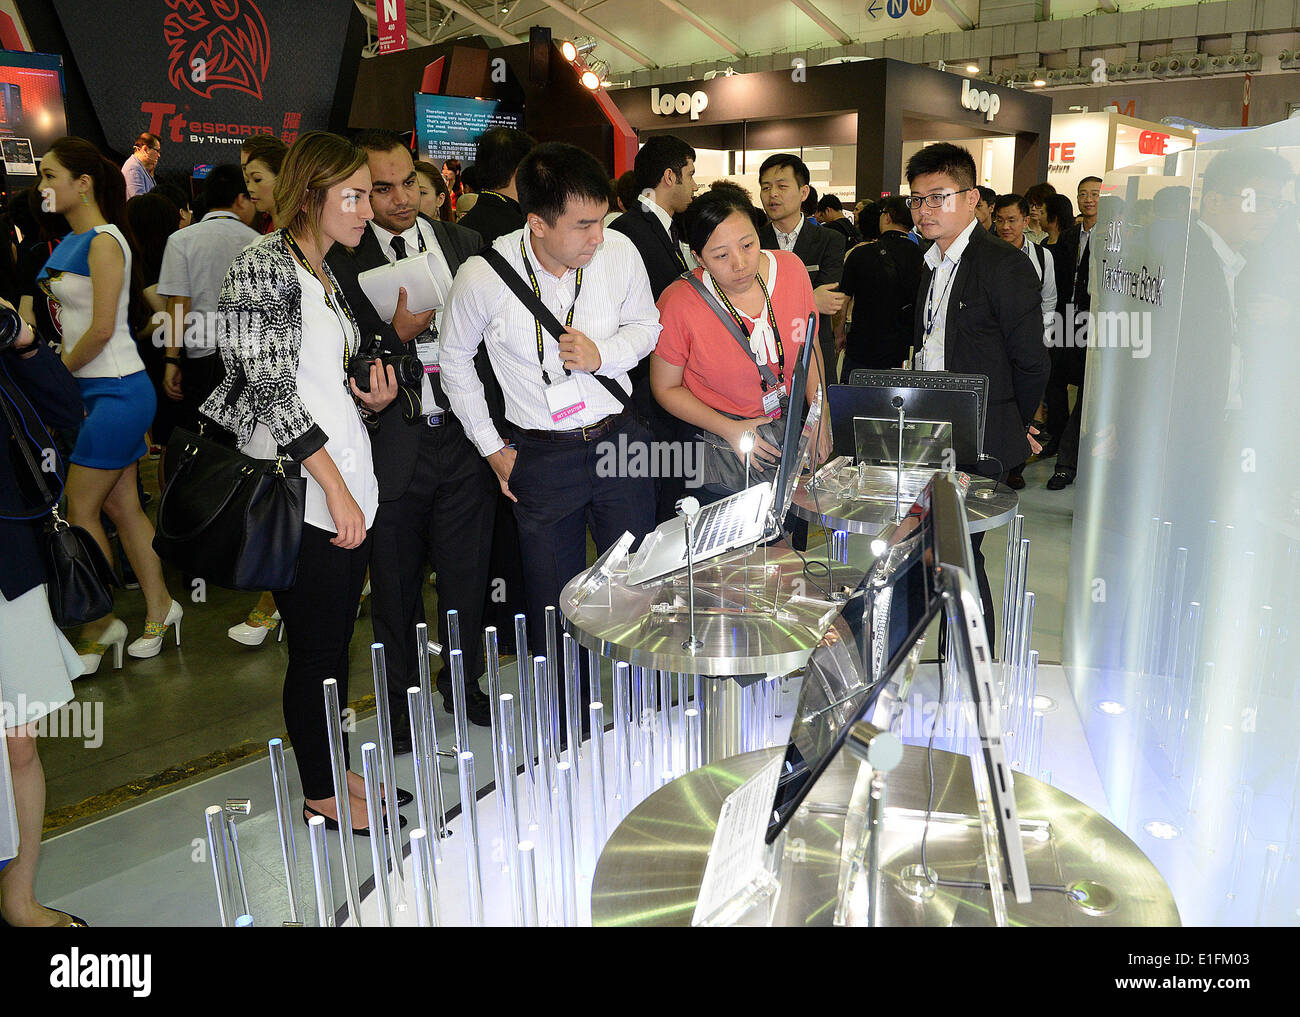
left=627, top=389, right=823, bottom=586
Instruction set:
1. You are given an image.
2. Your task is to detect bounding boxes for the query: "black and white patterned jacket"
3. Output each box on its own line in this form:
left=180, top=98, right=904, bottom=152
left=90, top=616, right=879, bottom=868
left=200, top=229, right=358, bottom=461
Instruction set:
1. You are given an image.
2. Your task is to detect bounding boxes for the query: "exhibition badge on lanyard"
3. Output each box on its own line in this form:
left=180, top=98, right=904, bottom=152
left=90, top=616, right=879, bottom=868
left=284, top=229, right=357, bottom=387
left=398, top=227, right=441, bottom=375
left=715, top=272, right=786, bottom=417
left=520, top=234, right=587, bottom=423
left=922, top=254, right=959, bottom=364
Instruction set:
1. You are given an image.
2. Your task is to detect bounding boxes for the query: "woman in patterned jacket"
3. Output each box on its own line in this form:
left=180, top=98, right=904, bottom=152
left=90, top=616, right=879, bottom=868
left=202, top=132, right=400, bottom=835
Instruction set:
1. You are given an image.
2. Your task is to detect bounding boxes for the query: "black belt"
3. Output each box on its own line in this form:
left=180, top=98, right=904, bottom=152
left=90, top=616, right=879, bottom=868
left=517, top=409, right=628, bottom=443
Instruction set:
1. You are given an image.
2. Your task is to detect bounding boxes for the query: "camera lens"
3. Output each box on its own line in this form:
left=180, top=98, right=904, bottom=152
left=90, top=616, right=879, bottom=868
left=0, top=307, right=24, bottom=351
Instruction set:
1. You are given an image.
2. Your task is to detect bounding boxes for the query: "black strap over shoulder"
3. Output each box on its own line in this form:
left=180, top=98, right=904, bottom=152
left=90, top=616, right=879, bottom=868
left=480, top=247, right=628, bottom=410
left=680, top=271, right=783, bottom=393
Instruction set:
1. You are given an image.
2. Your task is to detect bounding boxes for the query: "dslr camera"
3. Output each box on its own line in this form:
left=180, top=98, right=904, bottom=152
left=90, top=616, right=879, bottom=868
left=348, top=336, right=425, bottom=422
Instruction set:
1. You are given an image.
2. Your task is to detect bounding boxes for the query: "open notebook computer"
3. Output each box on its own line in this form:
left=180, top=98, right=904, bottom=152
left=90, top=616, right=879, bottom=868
left=627, top=325, right=822, bottom=587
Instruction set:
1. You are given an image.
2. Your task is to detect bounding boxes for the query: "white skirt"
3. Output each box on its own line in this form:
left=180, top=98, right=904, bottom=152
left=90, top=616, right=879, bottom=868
left=0, top=584, right=78, bottom=730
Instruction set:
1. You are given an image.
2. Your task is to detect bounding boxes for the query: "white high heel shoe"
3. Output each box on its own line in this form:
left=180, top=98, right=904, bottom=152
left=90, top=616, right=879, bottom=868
left=75, top=619, right=127, bottom=677
left=227, top=609, right=280, bottom=647
left=127, top=599, right=183, bottom=659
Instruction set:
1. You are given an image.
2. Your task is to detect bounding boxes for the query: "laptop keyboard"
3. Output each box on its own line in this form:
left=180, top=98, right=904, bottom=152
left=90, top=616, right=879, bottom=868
left=687, top=488, right=766, bottom=559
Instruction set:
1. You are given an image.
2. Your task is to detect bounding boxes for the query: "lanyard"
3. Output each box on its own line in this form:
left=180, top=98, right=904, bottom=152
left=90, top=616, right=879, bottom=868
left=923, top=257, right=959, bottom=344
left=519, top=234, right=582, bottom=385
left=712, top=271, right=784, bottom=391
left=284, top=229, right=358, bottom=376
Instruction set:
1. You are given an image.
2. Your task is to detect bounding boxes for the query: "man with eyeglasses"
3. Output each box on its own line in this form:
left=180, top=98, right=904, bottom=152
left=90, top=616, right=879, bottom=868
left=906, top=143, right=1050, bottom=645
left=122, top=133, right=161, bottom=198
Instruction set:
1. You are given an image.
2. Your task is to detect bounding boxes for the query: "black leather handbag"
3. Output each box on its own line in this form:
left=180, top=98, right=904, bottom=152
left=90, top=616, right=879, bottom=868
left=153, top=424, right=306, bottom=591
left=0, top=368, right=118, bottom=627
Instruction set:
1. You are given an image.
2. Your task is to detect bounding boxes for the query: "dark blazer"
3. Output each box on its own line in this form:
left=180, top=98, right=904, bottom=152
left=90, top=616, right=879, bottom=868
left=0, top=342, right=84, bottom=599
left=759, top=219, right=845, bottom=358
left=1052, top=222, right=1095, bottom=382
left=325, top=214, right=491, bottom=502
left=608, top=205, right=687, bottom=302
left=913, top=223, right=1051, bottom=473
left=840, top=230, right=924, bottom=370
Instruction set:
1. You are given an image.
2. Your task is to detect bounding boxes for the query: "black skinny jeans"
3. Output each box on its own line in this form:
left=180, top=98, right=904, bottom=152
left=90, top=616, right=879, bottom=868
left=273, top=524, right=372, bottom=801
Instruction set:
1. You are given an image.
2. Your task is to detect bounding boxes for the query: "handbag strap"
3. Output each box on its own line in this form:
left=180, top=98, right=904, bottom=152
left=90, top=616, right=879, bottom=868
left=681, top=272, right=783, bottom=393
left=0, top=357, right=62, bottom=517
left=480, top=247, right=629, bottom=410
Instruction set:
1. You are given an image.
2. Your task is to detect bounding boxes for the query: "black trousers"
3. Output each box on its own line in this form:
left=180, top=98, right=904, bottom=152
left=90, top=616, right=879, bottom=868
left=274, top=524, right=371, bottom=801
left=508, top=416, right=656, bottom=664
left=370, top=420, right=497, bottom=715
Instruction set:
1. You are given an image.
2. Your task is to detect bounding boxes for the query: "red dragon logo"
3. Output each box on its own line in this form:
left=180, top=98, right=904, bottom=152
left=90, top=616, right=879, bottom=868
left=163, top=0, right=271, bottom=101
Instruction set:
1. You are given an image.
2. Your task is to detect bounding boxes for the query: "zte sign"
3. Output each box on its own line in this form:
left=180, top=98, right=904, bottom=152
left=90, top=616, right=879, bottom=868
left=1137, top=130, right=1170, bottom=155
left=650, top=87, right=708, bottom=120
left=960, top=79, right=1000, bottom=122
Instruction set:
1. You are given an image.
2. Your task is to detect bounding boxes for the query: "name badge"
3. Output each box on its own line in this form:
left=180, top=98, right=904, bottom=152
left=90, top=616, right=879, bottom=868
left=762, top=386, right=784, bottom=418
left=545, top=375, right=586, bottom=424
left=416, top=332, right=440, bottom=374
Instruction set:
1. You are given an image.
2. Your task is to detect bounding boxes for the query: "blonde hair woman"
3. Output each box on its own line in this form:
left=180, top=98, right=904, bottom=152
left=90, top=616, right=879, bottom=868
left=201, top=132, right=400, bottom=833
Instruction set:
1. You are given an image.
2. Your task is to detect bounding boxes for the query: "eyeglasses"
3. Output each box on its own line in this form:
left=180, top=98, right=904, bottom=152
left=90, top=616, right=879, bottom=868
left=905, top=187, right=973, bottom=210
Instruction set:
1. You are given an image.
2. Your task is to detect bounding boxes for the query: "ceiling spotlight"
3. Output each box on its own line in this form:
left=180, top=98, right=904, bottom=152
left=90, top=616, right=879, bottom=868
left=580, top=68, right=601, bottom=89
left=561, top=35, right=596, bottom=62
left=561, top=39, right=577, bottom=61
left=1033, top=78, right=1046, bottom=87
left=966, top=63, right=980, bottom=73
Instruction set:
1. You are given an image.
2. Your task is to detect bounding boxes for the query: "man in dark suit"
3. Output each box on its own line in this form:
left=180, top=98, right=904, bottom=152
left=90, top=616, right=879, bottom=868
left=457, top=126, right=535, bottom=246
left=326, top=131, right=497, bottom=742
left=608, top=134, right=697, bottom=521
left=837, top=195, right=923, bottom=375
left=757, top=153, right=847, bottom=379
left=907, top=143, right=1050, bottom=644
left=608, top=134, right=695, bottom=301
left=1042, top=175, right=1102, bottom=488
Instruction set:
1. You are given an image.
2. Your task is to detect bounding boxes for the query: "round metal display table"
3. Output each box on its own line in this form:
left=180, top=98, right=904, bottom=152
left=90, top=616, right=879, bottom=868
left=591, top=746, right=1180, bottom=927
left=791, top=466, right=1019, bottom=536
left=560, top=540, right=874, bottom=763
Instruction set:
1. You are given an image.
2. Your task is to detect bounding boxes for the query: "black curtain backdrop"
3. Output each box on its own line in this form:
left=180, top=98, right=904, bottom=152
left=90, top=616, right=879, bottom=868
left=25, top=0, right=361, bottom=170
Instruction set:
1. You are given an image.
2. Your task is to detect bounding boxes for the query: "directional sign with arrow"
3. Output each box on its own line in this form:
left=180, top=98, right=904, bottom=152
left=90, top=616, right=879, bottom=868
left=866, top=0, right=882, bottom=17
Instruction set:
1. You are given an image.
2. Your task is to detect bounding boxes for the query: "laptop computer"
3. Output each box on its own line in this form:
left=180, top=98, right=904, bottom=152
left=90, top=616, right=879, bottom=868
left=627, top=321, right=822, bottom=587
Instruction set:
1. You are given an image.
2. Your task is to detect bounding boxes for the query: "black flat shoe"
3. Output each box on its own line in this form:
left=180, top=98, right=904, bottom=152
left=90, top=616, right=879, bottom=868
left=1046, top=470, right=1075, bottom=491
left=439, top=684, right=493, bottom=727
left=392, top=786, right=413, bottom=808
left=302, top=804, right=406, bottom=837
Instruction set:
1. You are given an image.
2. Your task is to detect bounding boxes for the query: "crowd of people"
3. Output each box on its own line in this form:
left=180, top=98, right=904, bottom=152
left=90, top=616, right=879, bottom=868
left=0, top=123, right=1090, bottom=925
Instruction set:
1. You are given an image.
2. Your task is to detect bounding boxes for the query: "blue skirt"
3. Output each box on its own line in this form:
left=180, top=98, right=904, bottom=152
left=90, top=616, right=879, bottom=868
left=71, top=371, right=155, bottom=470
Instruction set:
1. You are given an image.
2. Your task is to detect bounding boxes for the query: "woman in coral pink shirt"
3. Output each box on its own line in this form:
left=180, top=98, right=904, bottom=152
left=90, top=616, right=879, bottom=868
left=652, top=188, right=830, bottom=496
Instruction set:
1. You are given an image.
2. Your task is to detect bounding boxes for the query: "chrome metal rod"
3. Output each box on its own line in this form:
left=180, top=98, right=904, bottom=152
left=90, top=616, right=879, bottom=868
left=556, top=761, right=579, bottom=926
left=369, top=643, right=405, bottom=906
left=323, top=678, right=362, bottom=924
left=659, top=669, right=673, bottom=776
left=458, top=750, right=484, bottom=926
left=499, top=693, right=524, bottom=925
left=267, top=738, right=301, bottom=925
left=410, top=829, right=434, bottom=928
left=204, top=805, right=232, bottom=927
left=589, top=701, right=608, bottom=864
left=449, top=648, right=470, bottom=755
left=223, top=811, right=250, bottom=921
left=361, top=743, right=392, bottom=927
left=447, top=607, right=461, bottom=657
left=563, top=632, right=581, bottom=767
left=642, top=667, right=658, bottom=789
left=613, top=661, right=630, bottom=820
left=545, top=605, right=559, bottom=716
left=519, top=647, right=540, bottom=827
left=866, top=770, right=886, bottom=927
left=519, top=840, right=539, bottom=927
left=1001, top=515, right=1024, bottom=663
left=307, top=814, right=333, bottom=928
left=407, top=686, right=439, bottom=867
left=485, top=626, right=502, bottom=773
left=532, top=654, right=557, bottom=917
left=1007, top=537, right=1030, bottom=681
left=513, top=612, right=529, bottom=665
left=629, top=666, right=644, bottom=768
left=686, top=708, right=701, bottom=772
left=415, top=623, right=447, bottom=840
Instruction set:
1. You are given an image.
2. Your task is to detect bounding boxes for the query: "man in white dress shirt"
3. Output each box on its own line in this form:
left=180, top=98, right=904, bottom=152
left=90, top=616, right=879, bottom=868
left=440, top=142, right=661, bottom=672
left=325, top=130, right=498, bottom=739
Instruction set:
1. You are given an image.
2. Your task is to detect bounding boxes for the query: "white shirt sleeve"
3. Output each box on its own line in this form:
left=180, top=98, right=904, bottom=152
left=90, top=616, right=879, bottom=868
left=439, top=256, right=507, bottom=458
left=591, top=234, right=661, bottom=378
left=1039, top=245, right=1057, bottom=327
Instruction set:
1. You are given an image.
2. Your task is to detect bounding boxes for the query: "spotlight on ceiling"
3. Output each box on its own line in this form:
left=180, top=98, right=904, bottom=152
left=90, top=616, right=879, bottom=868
left=1033, top=78, right=1046, bottom=87
left=966, top=63, right=980, bottom=73
left=580, top=57, right=610, bottom=90
left=561, top=35, right=596, bottom=62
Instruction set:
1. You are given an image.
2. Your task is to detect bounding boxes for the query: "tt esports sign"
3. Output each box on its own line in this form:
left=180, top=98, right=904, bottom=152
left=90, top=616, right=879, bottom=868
left=48, top=0, right=353, bottom=167
left=650, top=87, right=708, bottom=120
left=960, top=79, right=1000, bottom=122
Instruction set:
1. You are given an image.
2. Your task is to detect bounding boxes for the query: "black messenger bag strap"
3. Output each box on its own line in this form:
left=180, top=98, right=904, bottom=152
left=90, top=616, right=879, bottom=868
left=480, top=248, right=629, bottom=410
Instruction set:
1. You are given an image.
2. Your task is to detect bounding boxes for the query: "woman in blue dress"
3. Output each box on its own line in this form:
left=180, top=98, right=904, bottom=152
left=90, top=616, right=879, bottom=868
left=37, top=138, right=180, bottom=675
